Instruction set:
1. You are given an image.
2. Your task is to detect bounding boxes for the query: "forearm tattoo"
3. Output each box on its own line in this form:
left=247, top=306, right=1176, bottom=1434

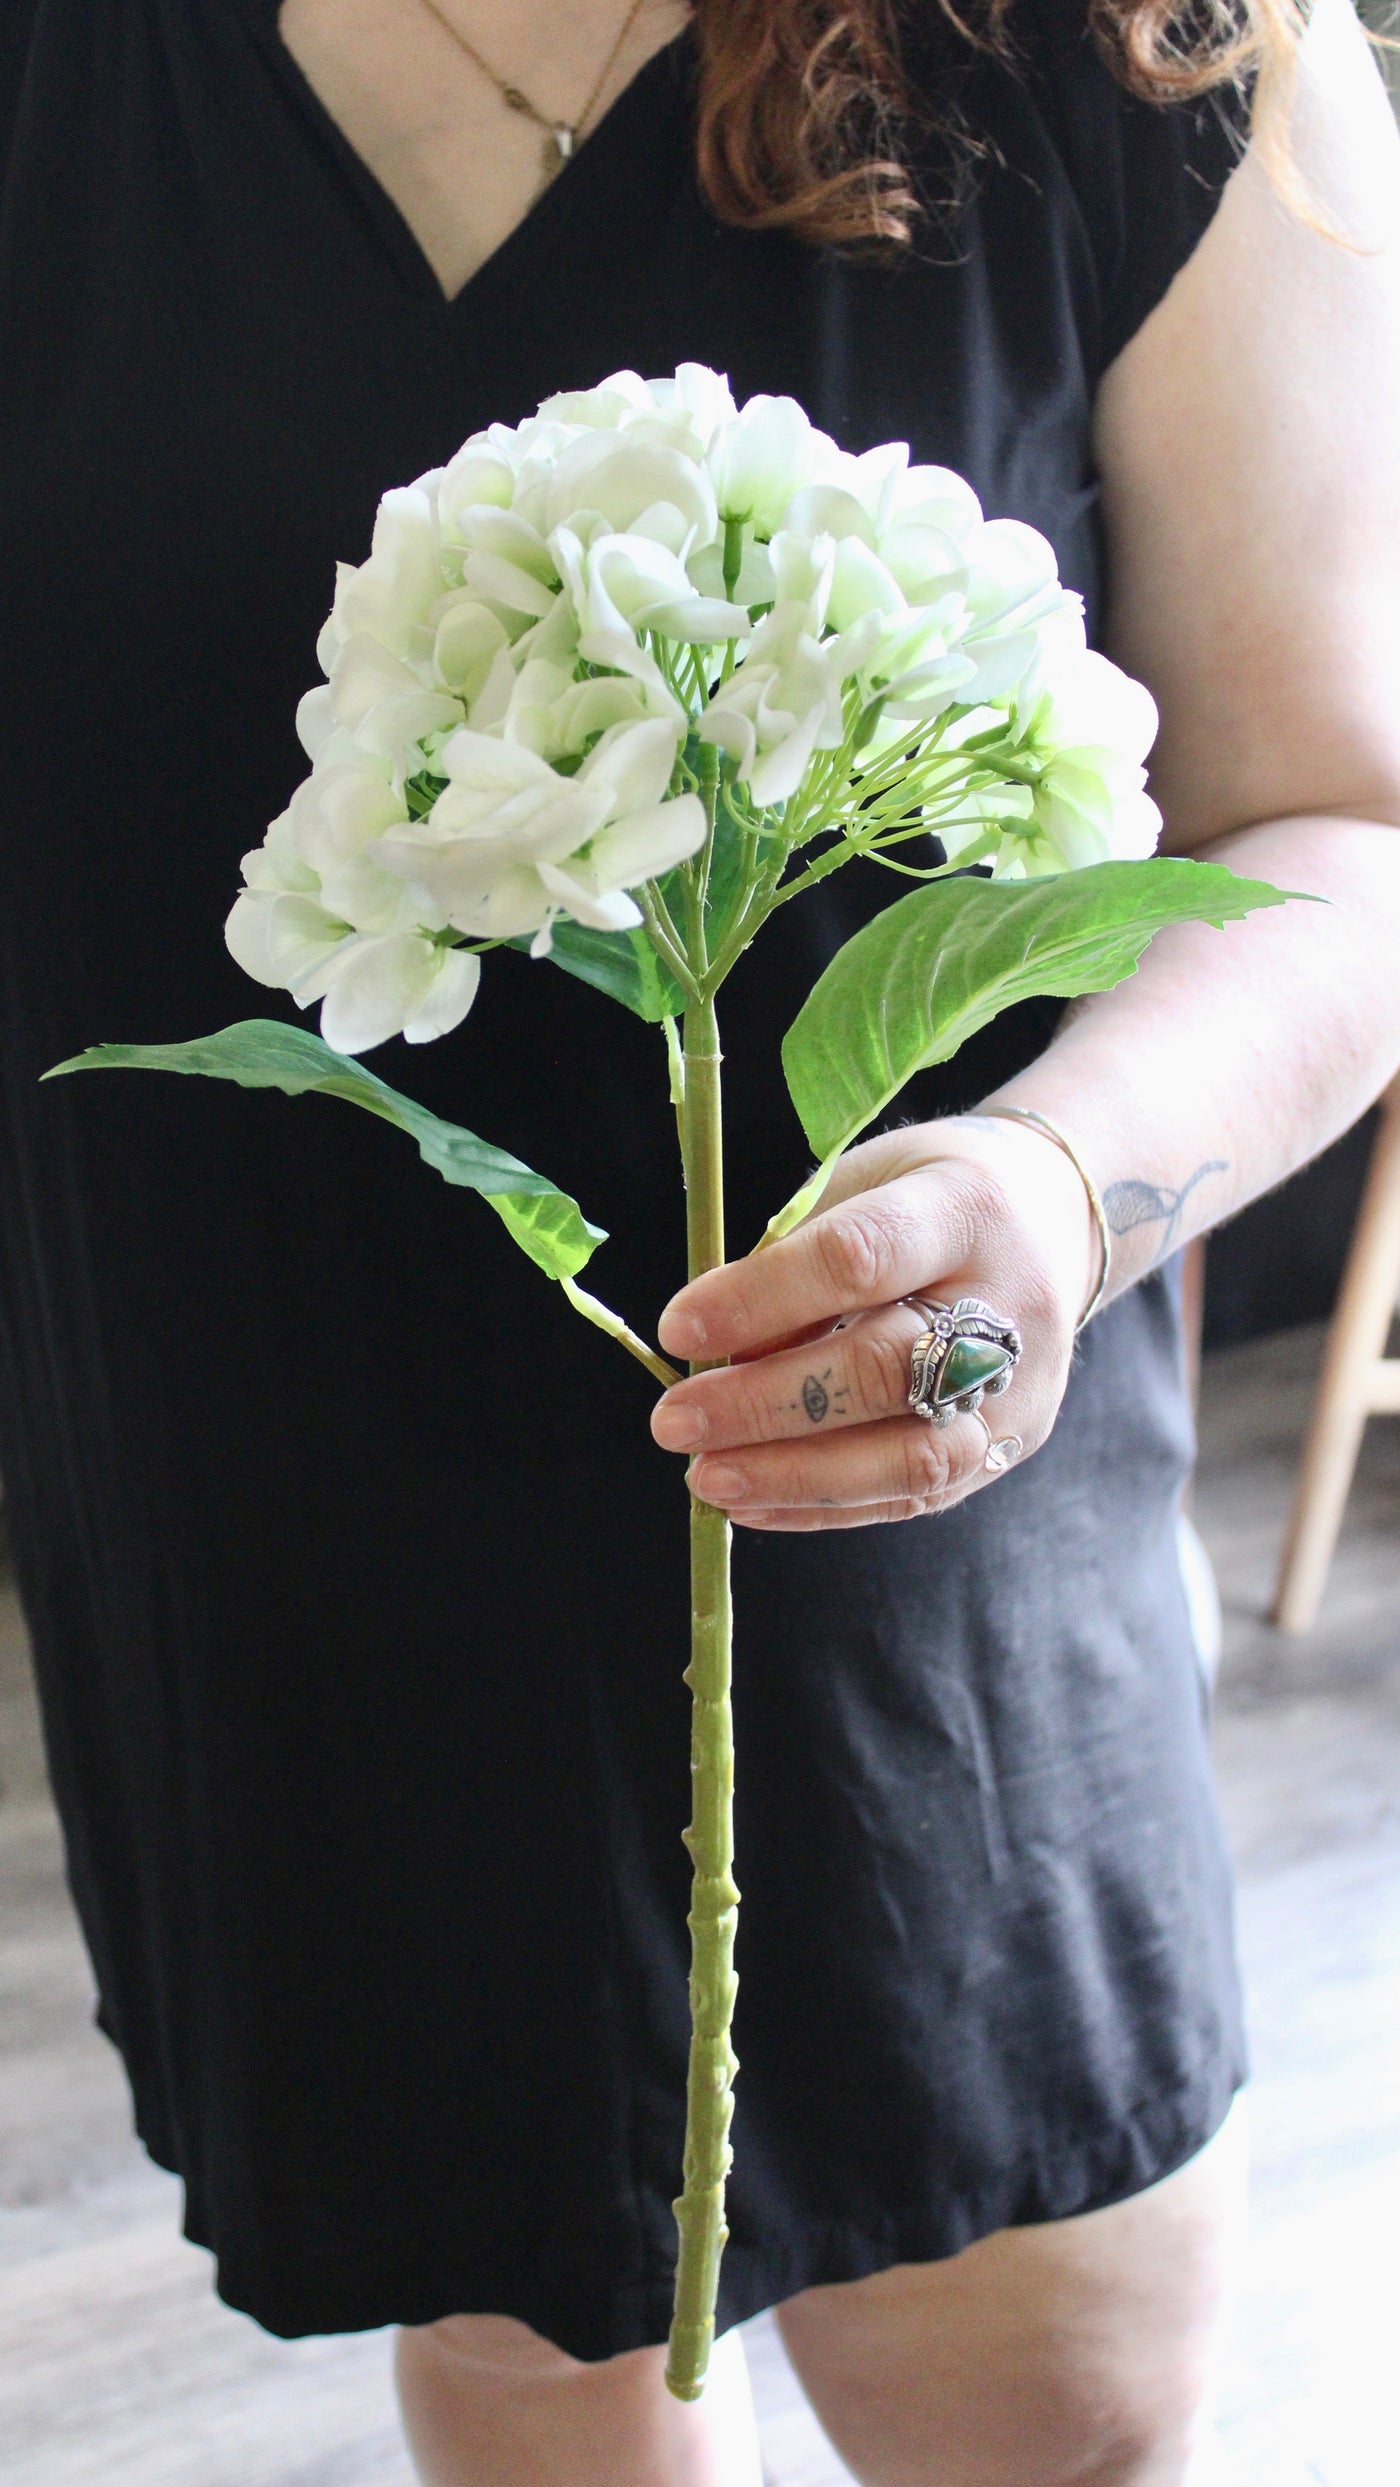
left=1101, top=1159, right=1229, bottom=1256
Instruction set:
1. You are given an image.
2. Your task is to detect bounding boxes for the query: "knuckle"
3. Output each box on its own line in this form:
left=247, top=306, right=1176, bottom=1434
left=814, top=1205, right=891, bottom=1298
left=950, top=1158, right=1010, bottom=1250
left=861, top=1323, right=918, bottom=1417
left=813, top=1192, right=928, bottom=1302
left=900, top=1422, right=951, bottom=1501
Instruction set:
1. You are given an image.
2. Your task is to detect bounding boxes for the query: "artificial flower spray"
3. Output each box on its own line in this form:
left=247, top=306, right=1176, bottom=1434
left=51, top=366, right=1283, bottom=2397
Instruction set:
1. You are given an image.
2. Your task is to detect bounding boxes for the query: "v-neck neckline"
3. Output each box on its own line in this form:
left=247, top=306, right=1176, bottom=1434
left=241, top=4, right=693, bottom=313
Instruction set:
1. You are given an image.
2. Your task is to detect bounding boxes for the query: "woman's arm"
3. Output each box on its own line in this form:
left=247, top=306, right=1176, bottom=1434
left=1024, top=0, right=1400, bottom=1292
left=650, top=0, right=1400, bottom=1527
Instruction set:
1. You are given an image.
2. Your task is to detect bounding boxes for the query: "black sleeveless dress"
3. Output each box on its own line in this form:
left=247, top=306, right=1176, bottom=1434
left=0, top=1, right=1247, bottom=2355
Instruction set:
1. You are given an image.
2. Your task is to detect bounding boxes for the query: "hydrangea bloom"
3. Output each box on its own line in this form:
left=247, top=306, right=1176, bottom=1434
left=228, top=363, right=1161, bottom=1051
left=937, top=650, right=1163, bottom=879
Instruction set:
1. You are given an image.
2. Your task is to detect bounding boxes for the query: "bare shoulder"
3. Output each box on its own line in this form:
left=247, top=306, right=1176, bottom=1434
left=1094, top=0, right=1400, bottom=852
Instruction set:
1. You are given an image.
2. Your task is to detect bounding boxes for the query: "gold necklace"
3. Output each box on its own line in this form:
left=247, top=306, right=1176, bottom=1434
left=417, top=0, right=653, bottom=186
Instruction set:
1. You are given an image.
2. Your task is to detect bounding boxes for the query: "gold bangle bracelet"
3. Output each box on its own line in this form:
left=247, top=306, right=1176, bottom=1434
left=977, top=1105, right=1111, bottom=1333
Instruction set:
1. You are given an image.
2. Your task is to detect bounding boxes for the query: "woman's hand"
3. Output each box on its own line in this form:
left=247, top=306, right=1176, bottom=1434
left=651, top=1117, right=1099, bottom=1531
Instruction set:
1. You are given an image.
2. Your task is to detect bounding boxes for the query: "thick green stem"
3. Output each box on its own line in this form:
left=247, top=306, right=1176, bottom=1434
left=665, top=991, right=739, bottom=2403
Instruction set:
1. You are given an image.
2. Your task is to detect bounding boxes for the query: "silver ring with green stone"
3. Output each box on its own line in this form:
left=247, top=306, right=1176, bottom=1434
left=904, top=1296, right=1023, bottom=1429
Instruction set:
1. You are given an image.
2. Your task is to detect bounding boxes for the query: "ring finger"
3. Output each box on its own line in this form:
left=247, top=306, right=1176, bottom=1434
left=653, top=1298, right=954, bottom=1461
left=687, top=1391, right=1003, bottom=1515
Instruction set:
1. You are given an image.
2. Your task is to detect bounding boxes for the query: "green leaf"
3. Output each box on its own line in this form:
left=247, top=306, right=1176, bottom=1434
left=772, top=858, right=1298, bottom=1235
left=44, top=1019, right=606, bottom=1281
left=511, top=919, right=686, bottom=1022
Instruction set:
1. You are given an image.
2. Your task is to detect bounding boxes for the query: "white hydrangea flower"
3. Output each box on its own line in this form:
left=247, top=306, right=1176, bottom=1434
left=296, top=632, right=465, bottom=782
left=370, top=716, right=706, bottom=951
left=940, top=649, right=1162, bottom=877
left=228, top=364, right=1157, bottom=1050
left=776, top=451, right=1084, bottom=729
left=552, top=524, right=746, bottom=690
left=310, top=935, right=480, bottom=1055
left=697, top=534, right=881, bottom=805
left=491, top=656, right=680, bottom=761
left=318, top=481, right=446, bottom=667
left=225, top=761, right=478, bottom=1053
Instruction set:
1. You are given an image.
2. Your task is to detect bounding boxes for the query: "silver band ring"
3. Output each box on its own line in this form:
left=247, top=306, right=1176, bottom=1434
left=969, top=1409, right=1023, bottom=1474
left=904, top=1296, right=1023, bottom=1459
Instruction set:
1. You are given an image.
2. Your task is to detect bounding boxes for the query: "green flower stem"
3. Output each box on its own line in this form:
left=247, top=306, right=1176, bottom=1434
left=690, top=743, right=721, bottom=940
left=559, top=1277, right=682, bottom=1390
left=665, top=989, right=740, bottom=2403
left=637, top=885, right=699, bottom=998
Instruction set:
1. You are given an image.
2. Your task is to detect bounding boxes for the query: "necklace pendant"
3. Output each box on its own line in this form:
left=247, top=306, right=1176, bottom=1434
left=551, top=124, right=576, bottom=164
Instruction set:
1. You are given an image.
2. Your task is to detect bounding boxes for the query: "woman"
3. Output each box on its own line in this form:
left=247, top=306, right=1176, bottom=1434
left=3, top=0, right=1399, bottom=2480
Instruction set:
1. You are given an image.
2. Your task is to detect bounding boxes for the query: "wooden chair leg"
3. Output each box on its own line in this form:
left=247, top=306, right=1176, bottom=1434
left=1272, top=1080, right=1400, bottom=1633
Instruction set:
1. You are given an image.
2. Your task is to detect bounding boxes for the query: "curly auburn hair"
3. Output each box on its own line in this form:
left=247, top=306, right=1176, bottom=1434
left=690, top=0, right=1308, bottom=246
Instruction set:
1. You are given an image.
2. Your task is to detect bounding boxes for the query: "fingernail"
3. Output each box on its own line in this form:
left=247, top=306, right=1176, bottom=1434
left=659, top=1300, right=707, bottom=1357
left=690, top=1459, right=748, bottom=1504
left=652, top=1397, right=707, bottom=1451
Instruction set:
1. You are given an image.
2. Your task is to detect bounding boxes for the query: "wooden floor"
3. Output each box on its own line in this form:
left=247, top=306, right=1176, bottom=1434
left=3, top=1325, right=1399, bottom=2486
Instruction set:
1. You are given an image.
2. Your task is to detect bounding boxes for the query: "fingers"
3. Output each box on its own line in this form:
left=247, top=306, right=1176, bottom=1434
left=650, top=1122, right=1080, bottom=1533
left=685, top=1404, right=983, bottom=1517
left=657, top=1159, right=999, bottom=1362
left=723, top=1493, right=959, bottom=1533
left=651, top=1301, right=930, bottom=1455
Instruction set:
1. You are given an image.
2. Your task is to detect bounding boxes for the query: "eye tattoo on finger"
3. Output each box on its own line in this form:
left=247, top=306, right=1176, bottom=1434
left=794, top=1366, right=850, bottom=1424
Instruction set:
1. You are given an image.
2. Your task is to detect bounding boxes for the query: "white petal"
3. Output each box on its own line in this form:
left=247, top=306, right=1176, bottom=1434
left=957, top=627, right=1043, bottom=706
left=537, top=370, right=656, bottom=428
left=295, top=685, right=336, bottom=761
left=782, top=483, right=876, bottom=546
left=224, top=890, right=285, bottom=987
left=438, top=443, right=516, bottom=538
left=746, top=704, right=826, bottom=806
left=877, top=520, right=968, bottom=604
left=402, top=946, right=481, bottom=1043
left=686, top=537, right=776, bottom=606
left=226, top=890, right=349, bottom=997
left=577, top=716, right=683, bottom=815
left=713, top=395, right=817, bottom=533
left=454, top=506, right=555, bottom=577
left=317, top=851, right=418, bottom=936
left=696, top=704, right=758, bottom=778
left=335, top=485, right=444, bottom=658
left=462, top=548, right=558, bottom=619
left=328, top=633, right=427, bottom=732
left=827, top=538, right=904, bottom=631
left=316, top=933, right=441, bottom=1055
left=1048, top=649, right=1159, bottom=764
left=886, top=465, right=982, bottom=541
left=584, top=793, right=707, bottom=890
left=535, top=861, right=644, bottom=932
left=768, top=530, right=836, bottom=620
left=544, top=435, right=716, bottom=543
left=258, top=799, right=322, bottom=892
left=550, top=675, right=667, bottom=749
left=432, top=597, right=511, bottom=698
left=964, top=520, right=1061, bottom=630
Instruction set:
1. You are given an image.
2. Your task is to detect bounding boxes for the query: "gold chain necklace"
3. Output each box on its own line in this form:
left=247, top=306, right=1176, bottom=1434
left=417, top=0, right=653, bottom=186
